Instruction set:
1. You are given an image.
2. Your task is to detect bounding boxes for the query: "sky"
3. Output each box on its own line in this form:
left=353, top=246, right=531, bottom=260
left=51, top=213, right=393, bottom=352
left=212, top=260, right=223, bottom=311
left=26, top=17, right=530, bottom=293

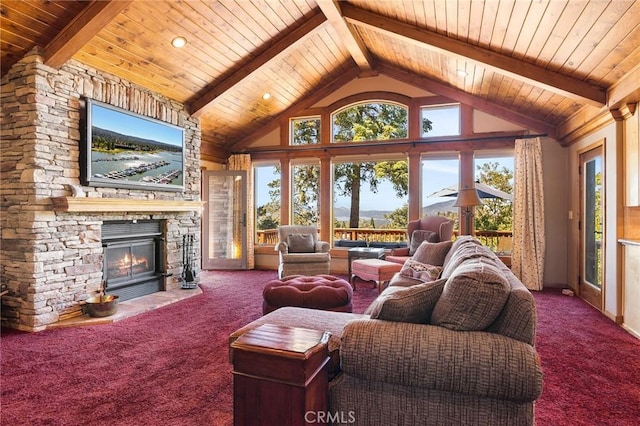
left=91, top=102, right=183, bottom=147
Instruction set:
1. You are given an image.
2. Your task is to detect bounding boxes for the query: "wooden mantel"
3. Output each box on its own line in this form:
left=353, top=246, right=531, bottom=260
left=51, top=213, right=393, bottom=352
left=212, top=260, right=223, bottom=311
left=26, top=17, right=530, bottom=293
left=51, top=197, right=204, bottom=213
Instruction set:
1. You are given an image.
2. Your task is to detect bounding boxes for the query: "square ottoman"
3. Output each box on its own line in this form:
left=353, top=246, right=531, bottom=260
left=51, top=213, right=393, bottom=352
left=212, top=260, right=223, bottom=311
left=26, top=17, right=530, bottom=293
left=351, top=258, right=403, bottom=293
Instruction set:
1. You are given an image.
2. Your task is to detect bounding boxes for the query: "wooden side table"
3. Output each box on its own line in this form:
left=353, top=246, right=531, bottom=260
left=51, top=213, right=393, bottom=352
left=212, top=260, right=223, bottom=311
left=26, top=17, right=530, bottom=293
left=347, top=247, right=385, bottom=277
left=230, top=324, right=331, bottom=426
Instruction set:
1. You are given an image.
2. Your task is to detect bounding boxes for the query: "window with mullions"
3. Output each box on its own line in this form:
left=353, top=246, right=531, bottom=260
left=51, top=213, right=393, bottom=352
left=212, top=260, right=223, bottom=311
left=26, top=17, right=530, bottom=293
left=474, top=153, right=514, bottom=253
left=333, top=159, right=408, bottom=237
left=332, top=102, right=408, bottom=142
left=290, top=117, right=320, bottom=145
left=421, top=104, right=460, bottom=137
left=292, top=163, right=320, bottom=226
left=254, top=164, right=281, bottom=245
left=421, top=154, right=460, bottom=228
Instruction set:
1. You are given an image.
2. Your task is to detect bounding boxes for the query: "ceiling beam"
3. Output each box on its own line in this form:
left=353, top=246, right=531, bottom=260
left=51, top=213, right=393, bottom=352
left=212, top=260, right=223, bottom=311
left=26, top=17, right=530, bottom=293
left=43, top=0, right=132, bottom=69
left=559, top=65, right=640, bottom=144
left=189, top=11, right=327, bottom=117
left=316, top=0, right=376, bottom=75
left=230, top=66, right=362, bottom=152
left=607, top=65, right=640, bottom=109
left=341, top=3, right=607, bottom=107
left=376, top=62, right=558, bottom=138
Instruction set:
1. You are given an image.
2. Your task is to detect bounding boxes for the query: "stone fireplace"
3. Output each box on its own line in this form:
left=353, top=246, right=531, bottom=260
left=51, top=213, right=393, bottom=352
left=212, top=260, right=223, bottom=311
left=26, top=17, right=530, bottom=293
left=0, top=49, right=203, bottom=331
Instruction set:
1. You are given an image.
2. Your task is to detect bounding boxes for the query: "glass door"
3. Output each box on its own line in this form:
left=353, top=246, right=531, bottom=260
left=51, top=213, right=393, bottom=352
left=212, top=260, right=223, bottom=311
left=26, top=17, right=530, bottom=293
left=579, top=146, right=604, bottom=309
left=202, top=170, right=247, bottom=269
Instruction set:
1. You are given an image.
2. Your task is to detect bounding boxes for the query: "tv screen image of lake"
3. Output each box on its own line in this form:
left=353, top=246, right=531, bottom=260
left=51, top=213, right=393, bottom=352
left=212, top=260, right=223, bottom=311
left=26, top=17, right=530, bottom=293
left=90, top=128, right=183, bottom=186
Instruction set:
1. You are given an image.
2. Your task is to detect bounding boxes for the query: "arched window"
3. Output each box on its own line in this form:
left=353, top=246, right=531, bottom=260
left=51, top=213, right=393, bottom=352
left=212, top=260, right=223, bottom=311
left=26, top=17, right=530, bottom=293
left=332, top=102, right=408, bottom=143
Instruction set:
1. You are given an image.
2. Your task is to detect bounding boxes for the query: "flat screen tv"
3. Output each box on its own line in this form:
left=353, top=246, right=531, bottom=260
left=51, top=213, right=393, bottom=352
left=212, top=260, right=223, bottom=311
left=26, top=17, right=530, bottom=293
left=80, top=98, right=185, bottom=192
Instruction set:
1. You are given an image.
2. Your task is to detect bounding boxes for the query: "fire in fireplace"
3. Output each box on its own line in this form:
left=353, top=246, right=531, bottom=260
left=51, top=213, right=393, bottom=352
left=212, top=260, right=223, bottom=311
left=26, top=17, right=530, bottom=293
left=102, top=220, right=166, bottom=301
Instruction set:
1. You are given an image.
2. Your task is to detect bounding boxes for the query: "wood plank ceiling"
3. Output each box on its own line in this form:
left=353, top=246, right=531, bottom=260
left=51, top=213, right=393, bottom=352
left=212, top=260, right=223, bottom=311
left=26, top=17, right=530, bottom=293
left=2, top=0, right=639, bottom=162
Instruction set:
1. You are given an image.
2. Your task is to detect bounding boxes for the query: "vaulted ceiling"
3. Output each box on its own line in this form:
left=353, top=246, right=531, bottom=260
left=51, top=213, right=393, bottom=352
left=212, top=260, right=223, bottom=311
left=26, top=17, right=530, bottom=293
left=2, top=0, right=640, bottom=162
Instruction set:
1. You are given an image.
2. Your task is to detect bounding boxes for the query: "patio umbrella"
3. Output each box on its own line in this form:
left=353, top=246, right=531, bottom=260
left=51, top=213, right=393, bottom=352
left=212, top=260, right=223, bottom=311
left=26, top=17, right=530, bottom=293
left=427, top=182, right=513, bottom=201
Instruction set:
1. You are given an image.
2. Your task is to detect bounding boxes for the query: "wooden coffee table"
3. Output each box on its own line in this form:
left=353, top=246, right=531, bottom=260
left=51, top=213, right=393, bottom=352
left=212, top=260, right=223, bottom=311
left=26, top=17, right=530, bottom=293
left=230, top=324, right=330, bottom=426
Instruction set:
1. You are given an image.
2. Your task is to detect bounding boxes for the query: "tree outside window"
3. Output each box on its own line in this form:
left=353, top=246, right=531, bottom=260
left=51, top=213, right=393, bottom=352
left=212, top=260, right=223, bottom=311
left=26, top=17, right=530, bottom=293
left=474, top=154, right=514, bottom=253
left=292, top=163, right=320, bottom=226
left=330, top=102, right=429, bottom=233
left=290, top=116, right=321, bottom=145
left=332, top=102, right=408, bottom=142
left=333, top=160, right=408, bottom=230
left=254, top=164, right=280, bottom=244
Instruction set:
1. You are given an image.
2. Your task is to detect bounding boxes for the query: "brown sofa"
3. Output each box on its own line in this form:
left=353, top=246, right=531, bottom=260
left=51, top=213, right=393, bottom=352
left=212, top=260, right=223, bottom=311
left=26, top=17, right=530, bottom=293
left=230, top=236, right=543, bottom=425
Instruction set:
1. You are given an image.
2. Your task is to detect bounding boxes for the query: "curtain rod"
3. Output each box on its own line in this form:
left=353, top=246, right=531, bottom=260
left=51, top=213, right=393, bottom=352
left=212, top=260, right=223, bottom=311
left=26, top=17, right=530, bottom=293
left=232, top=133, right=547, bottom=155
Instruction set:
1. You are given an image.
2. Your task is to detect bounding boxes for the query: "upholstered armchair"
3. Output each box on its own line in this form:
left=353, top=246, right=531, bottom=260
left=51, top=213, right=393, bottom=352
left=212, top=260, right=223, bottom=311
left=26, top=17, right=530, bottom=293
left=275, top=225, right=331, bottom=278
left=386, top=216, right=455, bottom=264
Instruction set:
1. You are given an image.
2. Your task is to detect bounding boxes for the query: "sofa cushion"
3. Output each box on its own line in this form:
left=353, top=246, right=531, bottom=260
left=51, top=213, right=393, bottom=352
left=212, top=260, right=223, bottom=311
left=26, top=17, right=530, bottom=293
left=431, top=260, right=510, bottom=331
left=412, top=240, right=453, bottom=266
left=334, top=239, right=367, bottom=248
left=442, top=236, right=482, bottom=272
left=409, top=230, right=439, bottom=255
left=441, top=240, right=489, bottom=278
left=365, top=279, right=446, bottom=323
left=399, top=259, right=443, bottom=282
left=287, top=233, right=315, bottom=253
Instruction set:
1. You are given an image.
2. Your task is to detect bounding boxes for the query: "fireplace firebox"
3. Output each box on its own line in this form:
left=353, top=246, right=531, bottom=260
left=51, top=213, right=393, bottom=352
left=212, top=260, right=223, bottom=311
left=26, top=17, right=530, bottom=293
left=102, top=220, right=166, bottom=301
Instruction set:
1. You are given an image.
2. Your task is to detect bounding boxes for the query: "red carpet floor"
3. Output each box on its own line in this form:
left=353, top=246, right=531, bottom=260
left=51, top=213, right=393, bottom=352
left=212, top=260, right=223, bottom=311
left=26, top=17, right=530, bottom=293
left=1, top=270, right=639, bottom=425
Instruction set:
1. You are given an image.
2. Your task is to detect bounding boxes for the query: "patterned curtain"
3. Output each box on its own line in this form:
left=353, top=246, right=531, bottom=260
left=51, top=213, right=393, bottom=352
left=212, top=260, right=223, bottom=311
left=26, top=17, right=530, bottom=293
left=512, top=137, right=545, bottom=290
left=228, top=154, right=254, bottom=269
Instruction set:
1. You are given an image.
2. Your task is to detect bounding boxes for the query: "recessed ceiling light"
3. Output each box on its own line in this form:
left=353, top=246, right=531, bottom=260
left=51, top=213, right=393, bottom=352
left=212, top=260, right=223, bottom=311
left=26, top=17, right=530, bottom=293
left=171, top=37, right=187, bottom=48
left=262, top=93, right=271, bottom=100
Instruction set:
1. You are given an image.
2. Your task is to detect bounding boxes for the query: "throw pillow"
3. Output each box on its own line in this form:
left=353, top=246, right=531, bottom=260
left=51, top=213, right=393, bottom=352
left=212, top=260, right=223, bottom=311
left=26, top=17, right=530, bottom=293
left=400, top=259, right=443, bottom=282
left=430, top=260, right=510, bottom=331
left=366, top=279, right=446, bottom=323
left=286, top=234, right=315, bottom=253
left=409, top=230, right=439, bottom=255
left=412, top=240, right=453, bottom=266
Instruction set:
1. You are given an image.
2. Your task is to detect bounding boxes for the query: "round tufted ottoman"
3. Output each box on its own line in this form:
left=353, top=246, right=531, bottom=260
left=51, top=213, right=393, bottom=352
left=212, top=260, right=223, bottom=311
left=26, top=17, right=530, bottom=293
left=262, top=274, right=353, bottom=314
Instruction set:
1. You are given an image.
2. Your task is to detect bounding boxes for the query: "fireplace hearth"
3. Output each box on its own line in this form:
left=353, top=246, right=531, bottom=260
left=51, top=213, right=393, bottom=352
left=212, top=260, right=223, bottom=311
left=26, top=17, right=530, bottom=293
left=102, top=220, right=166, bottom=301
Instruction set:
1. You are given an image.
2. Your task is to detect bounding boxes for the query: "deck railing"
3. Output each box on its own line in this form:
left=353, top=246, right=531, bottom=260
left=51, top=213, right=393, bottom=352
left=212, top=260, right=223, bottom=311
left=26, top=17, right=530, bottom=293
left=256, top=228, right=513, bottom=254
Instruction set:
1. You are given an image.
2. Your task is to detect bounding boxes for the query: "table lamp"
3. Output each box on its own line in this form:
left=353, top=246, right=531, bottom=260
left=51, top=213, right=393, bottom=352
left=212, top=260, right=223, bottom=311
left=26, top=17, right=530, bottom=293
left=453, top=187, right=482, bottom=235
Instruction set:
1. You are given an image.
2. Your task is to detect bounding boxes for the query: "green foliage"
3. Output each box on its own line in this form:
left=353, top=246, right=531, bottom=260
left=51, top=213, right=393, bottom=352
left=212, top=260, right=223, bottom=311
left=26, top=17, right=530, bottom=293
left=292, top=164, right=320, bottom=225
left=422, top=116, right=433, bottom=134
left=255, top=166, right=281, bottom=230
left=256, top=204, right=280, bottom=230
left=291, top=118, right=320, bottom=145
left=333, top=103, right=408, bottom=142
left=474, top=162, right=513, bottom=231
left=384, top=204, right=408, bottom=228
left=375, top=161, right=408, bottom=196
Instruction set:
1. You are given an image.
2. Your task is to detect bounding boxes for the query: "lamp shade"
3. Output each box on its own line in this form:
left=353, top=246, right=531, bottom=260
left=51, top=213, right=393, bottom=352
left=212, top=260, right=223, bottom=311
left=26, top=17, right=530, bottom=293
left=453, top=188, right=483, bottom=207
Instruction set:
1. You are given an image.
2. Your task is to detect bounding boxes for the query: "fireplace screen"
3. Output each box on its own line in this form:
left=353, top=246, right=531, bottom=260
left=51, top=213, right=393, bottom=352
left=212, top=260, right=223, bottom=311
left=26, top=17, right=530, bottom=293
left=105, top=240, right=156, bottom=282
left=101, top=220, right=165, bottom=302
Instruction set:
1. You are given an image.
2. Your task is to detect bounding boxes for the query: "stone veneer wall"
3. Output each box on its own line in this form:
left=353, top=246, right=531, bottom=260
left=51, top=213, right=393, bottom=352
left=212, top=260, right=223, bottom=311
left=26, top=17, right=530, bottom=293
left=0, top=49, right=202, bottom=331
